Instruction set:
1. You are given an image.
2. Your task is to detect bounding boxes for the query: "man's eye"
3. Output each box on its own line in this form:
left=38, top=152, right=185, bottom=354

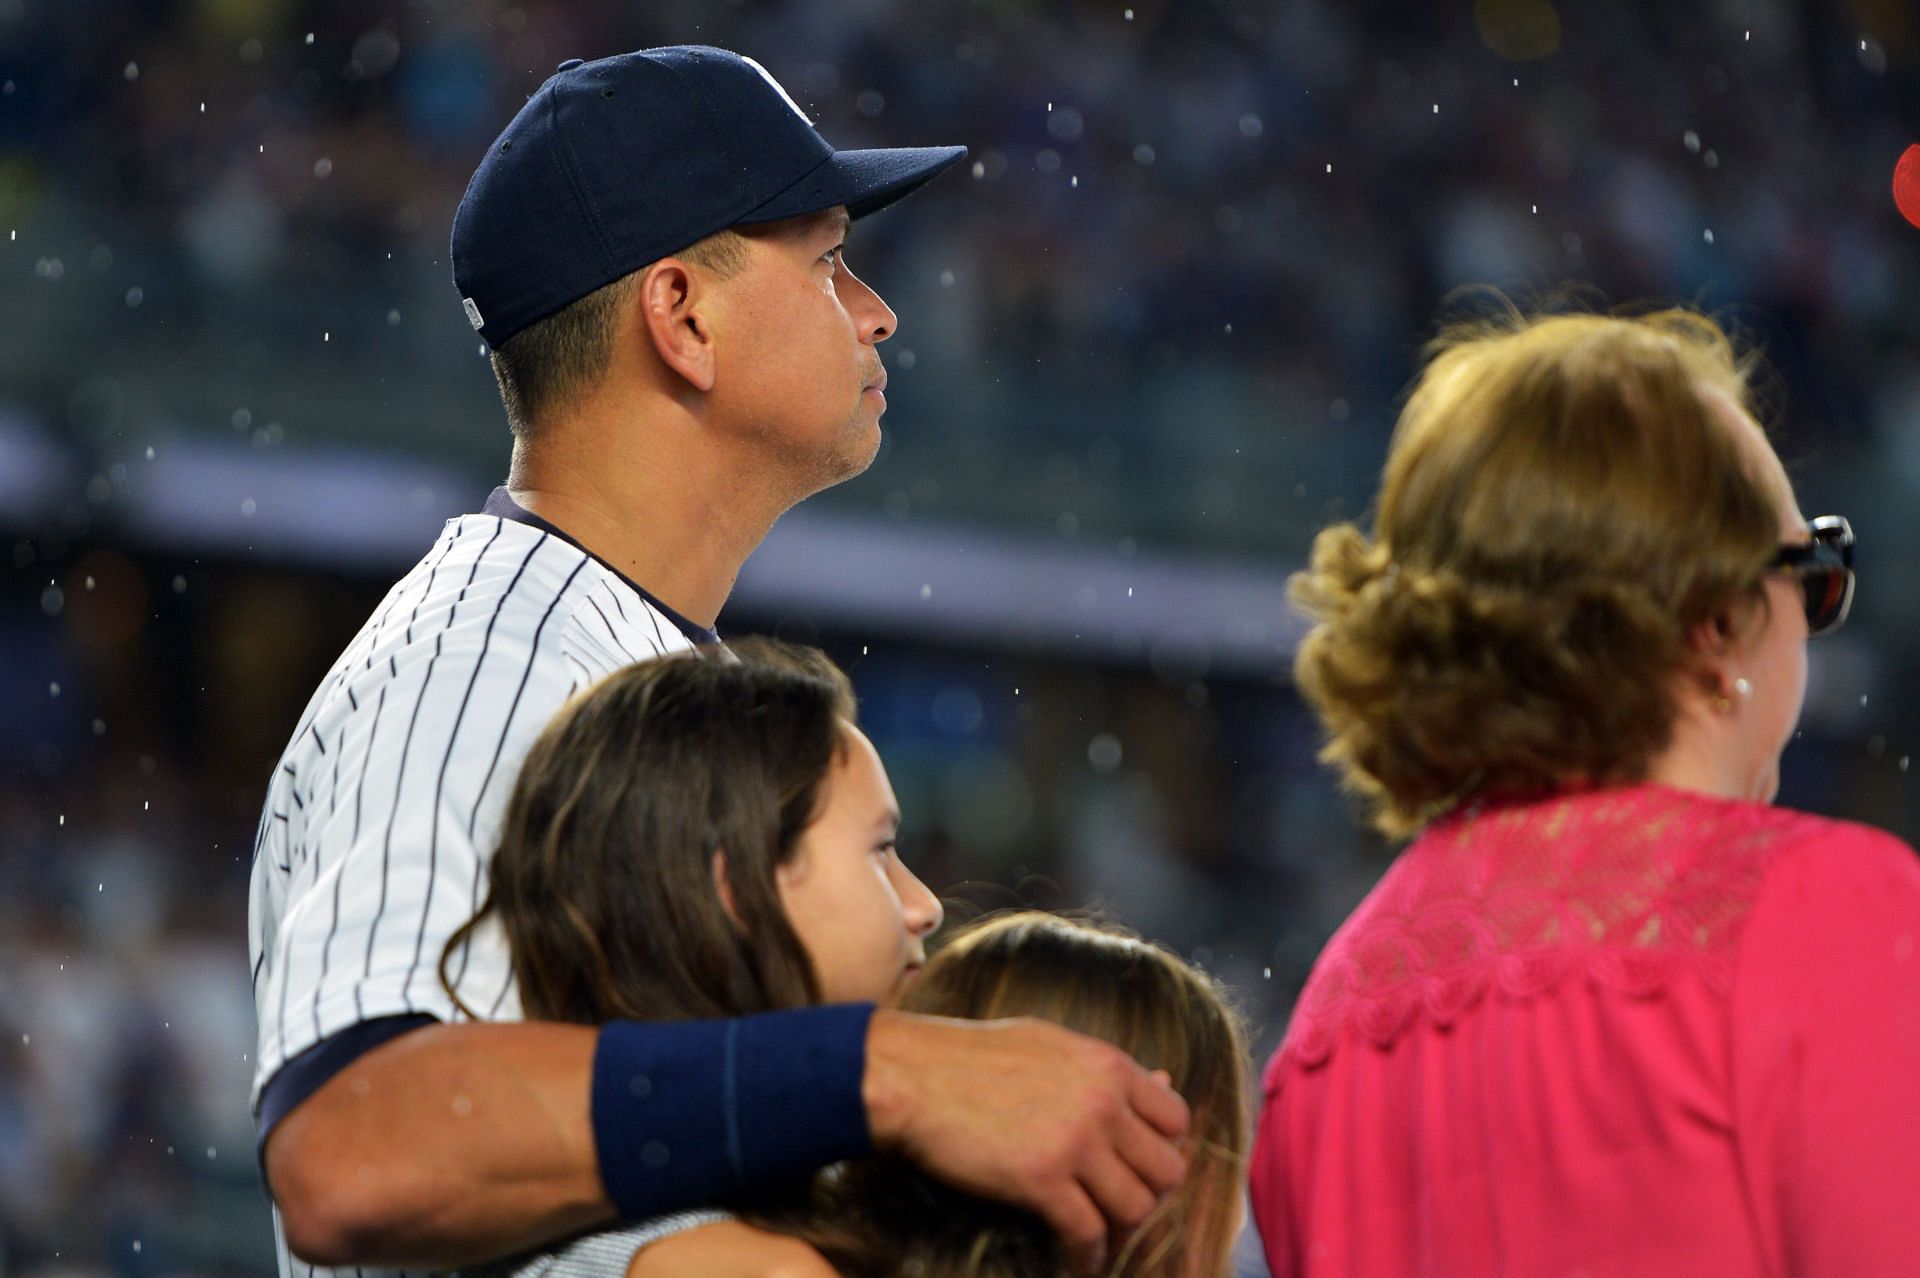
left=822, top=245, right=843, bottom=268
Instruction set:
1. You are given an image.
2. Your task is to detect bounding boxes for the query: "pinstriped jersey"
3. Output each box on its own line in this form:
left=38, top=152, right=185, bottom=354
left=247, top=509, right=697, bottom=1277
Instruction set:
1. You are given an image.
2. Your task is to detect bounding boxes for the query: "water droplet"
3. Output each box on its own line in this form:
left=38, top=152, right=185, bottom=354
left=145, top=445, right=155, bottom=459
left=40, top=585, right=63, bottom=616
left=939, top=270, right=955, bottom=287
left=206, top=1146, right=217, bottom=1160
left=172, top=575, right=187, bottom=594
left=123, top=62, right=139, bottom=81
left=387, top=309, right=401, bottom=325
left=1238, top=113, right=1263, bottom=138
left=313, top=157, right=333, bottom=178
left=84, top=575, right=95, bottom=591
left=306, top=32, right=315, bottom=44
left=920, top=583, right=932, bottom=599
left=1088, top=734, right=1123, bottom=772
left=970, top=160, right=985, bottom=179
left=241, top=497, right=257, bottom=516
left=1070, top=174, right=1078, bottom=187
left=92, top=719, right=105, bottom=736
left=1432, top=102, right=1439, bottom=113
left=125, top=285, right=144, bottom=308
left=1683, top=130, right=1701, bottom=153
left=48, top=682, right=59, bottom=697
left=1326, top=163, right=1333, bottom=173
left=323, top=330, right=330, bottom=341
left=1703, top=227, right=1714, bottom=244
left=1124, top=7, right=1134, bottom=18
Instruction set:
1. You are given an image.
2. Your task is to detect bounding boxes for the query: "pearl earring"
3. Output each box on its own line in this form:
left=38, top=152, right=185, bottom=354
left=1734, top=677, right=1753, bottom=699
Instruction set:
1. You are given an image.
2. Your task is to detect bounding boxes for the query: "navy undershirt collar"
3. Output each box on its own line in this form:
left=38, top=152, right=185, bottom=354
left=482, top=487, right=720, bottom=647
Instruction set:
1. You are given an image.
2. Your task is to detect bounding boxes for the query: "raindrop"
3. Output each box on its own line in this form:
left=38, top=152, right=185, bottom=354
left=1035, top=148, right=1061, bottom=173
left=84, top=575, right=95, bottom=591
left=323, top=331, right=330, bottom=341
left=1326, top=163, right=1333, bottom=173
left=1133, top=143, right=1156, bottom=166
left=35, top=257, right=65, bottom=280
left=241, top=497, right=257, bottom=516
left=1070, top=174, right=1078, bottom=187
left=1125, top=6, right=1134, bottom=17
left=305, top=32, right=315, bottom=44
left=206, top=1146, right=217, bottom=1160
left=1901, top=757, right=1911, bottom=772
left=40, top=585, right=63, bottom=616
left=1238, top=114, right=1263, bottom=138
left=1263, top=967, right=1272, bottom=979
left=939, top=270, right=955, bottom=287
left=145, top=446, right=154, bottom=459
left=313, top=157, right=333, bottom=178
left=125, top=286, right=143, bottom=308
left=920, top=584, right=932, bottom=599
left=1703, top=228, right=1714, bottom=244
left=48, top=682, right=59, bottom=697
left=123, top=62, right=139, bottom=81
left=1703, top=149, right=1719, bottom=169
left=172, top=576, right=187, bottom=594
left=970, top=160, right=985, bottom=179
left=1683, top=130, right=1701, bottom=153
left=199, top=102, right=205, bottom=112
left=1432, top=102, right=1439, bottom=113
left=387, top=309, right=401, bottom=325
left=1088, top=734, right=1123, bottom=772
left=898, top=349, right=916, bottom=369
left=92, top=719, right=105, bottom=736
left=232, top=407, right=253, bottom=430
left=133, top=1243, right=142, bottom=1255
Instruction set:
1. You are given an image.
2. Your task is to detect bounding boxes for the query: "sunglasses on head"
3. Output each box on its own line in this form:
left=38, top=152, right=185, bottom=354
left=1771, top=515, right=1854, bottom=638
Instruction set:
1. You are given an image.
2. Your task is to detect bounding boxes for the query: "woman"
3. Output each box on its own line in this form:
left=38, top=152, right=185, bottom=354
left=1252, top=306, right=1920, bottom=1275
left=444, top=641, right=1249, bottom=1278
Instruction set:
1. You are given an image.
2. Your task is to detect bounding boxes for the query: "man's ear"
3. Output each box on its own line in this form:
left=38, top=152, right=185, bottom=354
left=711, top=848, right=743, bottom=928
left=638, top=259, right=717, bottom=393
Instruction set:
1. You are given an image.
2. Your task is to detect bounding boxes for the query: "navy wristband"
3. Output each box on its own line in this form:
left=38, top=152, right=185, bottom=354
left=591, top=1003, right=875, bottom=1219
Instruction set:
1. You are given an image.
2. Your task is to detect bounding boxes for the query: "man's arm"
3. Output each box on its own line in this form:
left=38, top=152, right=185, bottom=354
left=266, top=1020, right=609, bottom=1267
left=266, top=1009, right=1189, bottom=1273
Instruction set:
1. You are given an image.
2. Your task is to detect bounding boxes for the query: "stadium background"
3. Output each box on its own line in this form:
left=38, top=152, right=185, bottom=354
left=2, top=0, right=1916, bottom=1271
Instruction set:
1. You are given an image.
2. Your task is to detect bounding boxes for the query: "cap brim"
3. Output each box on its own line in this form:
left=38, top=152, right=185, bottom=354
left=736, top=145, right=968, bottom=224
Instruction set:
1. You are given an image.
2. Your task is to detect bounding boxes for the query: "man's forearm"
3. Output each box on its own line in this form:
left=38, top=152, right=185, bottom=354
left=261, top=1006, right=876, bottom=1270
left=266, top=1020, right=612, bottom=1267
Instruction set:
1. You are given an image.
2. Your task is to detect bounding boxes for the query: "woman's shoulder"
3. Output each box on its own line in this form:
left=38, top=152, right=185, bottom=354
left=1270, top=787, right=1912, bottom=1072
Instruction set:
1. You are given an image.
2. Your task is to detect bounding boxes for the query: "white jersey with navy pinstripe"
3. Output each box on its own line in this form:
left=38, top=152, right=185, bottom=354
left=247, top=511, right=696, bottom=1278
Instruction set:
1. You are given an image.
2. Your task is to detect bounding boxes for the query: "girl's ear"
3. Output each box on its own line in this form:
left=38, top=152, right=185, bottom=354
left=711, top=848, right=744, bottom=929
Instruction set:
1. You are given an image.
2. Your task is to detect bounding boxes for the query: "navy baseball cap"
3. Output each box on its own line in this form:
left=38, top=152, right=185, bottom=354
left=452, top=45, right=966, bottom=347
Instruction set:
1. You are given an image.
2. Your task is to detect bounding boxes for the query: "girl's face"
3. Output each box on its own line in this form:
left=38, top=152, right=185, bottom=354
left=778, top=723, right=942, bottom=1005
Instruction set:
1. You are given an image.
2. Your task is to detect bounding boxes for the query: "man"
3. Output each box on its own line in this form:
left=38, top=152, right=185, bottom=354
left=248, top=45, right=1188, bottom=1278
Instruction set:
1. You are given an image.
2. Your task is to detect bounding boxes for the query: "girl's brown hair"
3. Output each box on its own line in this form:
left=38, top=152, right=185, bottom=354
left=1292, top=304, right=1784, bottom=838
left=440, top=638, right=856, bottom=1022
left=765, top=911, right=1251, bottom=1278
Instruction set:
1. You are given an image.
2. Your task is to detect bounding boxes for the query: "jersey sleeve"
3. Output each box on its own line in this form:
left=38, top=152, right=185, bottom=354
left=1731, top=821, right=1920, bottom=1272
left=250, top=584, right=578, bottom=1106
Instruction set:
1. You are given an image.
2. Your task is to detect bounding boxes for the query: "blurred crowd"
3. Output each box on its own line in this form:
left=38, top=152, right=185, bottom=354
left=3, top=0, right=1917, bottom=1272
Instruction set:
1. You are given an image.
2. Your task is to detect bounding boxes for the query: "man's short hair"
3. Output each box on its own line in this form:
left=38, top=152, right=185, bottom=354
left=489, top=229, right=749, bottom=440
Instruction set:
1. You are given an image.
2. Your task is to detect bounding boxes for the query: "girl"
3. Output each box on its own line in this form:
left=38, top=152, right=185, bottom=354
left=443, top=640, right=1248, bottom=1277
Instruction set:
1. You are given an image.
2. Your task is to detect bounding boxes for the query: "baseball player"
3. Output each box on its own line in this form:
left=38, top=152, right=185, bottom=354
left=248, top=46, right=1189, bottom=1278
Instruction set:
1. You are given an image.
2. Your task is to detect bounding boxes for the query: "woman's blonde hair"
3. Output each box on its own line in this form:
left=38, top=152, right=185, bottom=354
left=761, top=912, right=1251, bottom=1278
left=1292, top=305, right=1783, bottom=838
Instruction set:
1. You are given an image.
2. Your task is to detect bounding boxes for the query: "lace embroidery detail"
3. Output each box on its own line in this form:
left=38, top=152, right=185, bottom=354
left=1277, top=785, right=1827, bottom=1070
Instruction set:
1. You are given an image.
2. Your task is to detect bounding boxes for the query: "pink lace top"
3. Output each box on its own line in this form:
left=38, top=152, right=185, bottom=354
left=1250, top=784, right=1920, bottom=1278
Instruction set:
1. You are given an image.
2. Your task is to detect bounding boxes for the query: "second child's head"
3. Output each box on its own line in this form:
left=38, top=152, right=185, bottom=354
left=446, top=640, right=941, bottom=1023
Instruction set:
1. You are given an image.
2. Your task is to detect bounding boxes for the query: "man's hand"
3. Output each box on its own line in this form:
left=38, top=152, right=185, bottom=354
left=626, top=1222, right=840, bottom=1278
left=862, top=1011, right=1190, bottom=1274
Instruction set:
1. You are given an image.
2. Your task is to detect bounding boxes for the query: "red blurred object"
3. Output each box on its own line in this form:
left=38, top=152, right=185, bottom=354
left=1896, top=144, right=1920, bottom=229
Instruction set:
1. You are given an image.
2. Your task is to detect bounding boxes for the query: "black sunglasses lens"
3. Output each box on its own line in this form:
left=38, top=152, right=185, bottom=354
left=1801, top=569, right=1849, bottom=634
